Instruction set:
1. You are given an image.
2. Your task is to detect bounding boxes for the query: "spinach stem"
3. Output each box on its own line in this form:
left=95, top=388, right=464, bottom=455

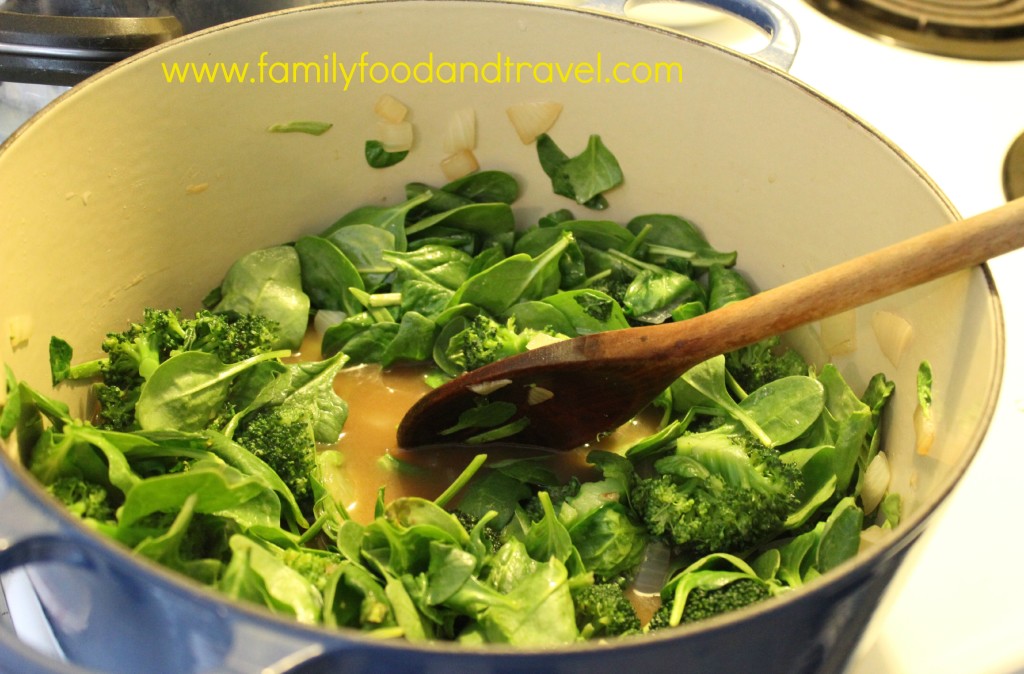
left=434, top=453, right=488, bottom=508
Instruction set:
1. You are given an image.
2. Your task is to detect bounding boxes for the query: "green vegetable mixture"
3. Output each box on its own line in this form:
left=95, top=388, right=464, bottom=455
left=1, top=136, right=910, bottom=646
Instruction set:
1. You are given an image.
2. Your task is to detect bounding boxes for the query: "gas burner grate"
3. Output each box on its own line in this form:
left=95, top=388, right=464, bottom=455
left=806, top=0, right=1024, bottom=59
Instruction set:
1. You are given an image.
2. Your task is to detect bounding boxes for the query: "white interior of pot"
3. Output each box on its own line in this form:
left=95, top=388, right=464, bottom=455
left=0, top=0, right=999, bottom=582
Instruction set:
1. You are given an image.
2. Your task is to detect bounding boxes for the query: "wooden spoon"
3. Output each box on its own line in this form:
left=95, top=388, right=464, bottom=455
left=397, top=197, right=1024, bottom=451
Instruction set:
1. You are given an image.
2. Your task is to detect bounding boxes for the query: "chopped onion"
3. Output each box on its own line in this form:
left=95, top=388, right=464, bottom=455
left=859, top=525, right=888, bottom=552
left=506, top=101, right=563, bottom=144
left=373, top=94, right=408, bottom=123
left=914, top=402, right=936, bottom=456
left=442, top=108, right=476, bottom=153
left=631, top=541, right=672, bottom=595
left=861, top=451, right=891, bottom=515
left=314, top=309, right=346, bottom=336
left=872, top=310, right=913, bottom=367
left=819, top=310, right=857, bottom=357
left=527, top=386, right=554, bottom=406
left=525, top=332, right=564, bottom=350
left=375, top=120, right=414, bottom=152
left=440, top=148, right=479, bottom=181
left=7, top=314, right=32, bottom=348
left=468, top=379, right=512, bottom=396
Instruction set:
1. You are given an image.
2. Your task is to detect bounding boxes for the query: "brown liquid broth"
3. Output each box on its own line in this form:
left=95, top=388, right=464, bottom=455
left=299, top=329, right=660, bottom=523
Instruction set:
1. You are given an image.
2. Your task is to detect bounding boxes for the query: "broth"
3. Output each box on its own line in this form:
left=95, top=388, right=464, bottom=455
left=298, top=330, right=661, bottom=523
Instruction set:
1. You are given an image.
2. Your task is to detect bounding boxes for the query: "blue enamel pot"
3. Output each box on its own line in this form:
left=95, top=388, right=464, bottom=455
left=0, top=1, right=1000, bottom=672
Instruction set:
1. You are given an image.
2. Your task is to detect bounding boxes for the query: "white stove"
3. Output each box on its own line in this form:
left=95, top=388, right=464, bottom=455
left=2, top=1, right=1023, bottom=672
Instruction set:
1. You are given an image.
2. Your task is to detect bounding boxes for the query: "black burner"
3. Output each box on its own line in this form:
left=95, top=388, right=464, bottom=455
left=806, top=0, right=1024, bottom=60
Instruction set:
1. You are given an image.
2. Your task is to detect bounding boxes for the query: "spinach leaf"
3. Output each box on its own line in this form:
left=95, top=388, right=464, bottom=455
left=816, top=497, right=864, bottom=573
left=678, top=356, right=772, bottom=446
left=567, top=502, right=647, bottom=579
left=220, top=535, right=323, bottom=625
left=364, top=140, right=408, bottom=168
left=425, top=541, right=478, bottom=605
left=475, top=557, right=577, bottom=645
left=536, top=134, right=622, bottom=209
left=118, top=459, right=275, bottom=527
left=775, top=523, right=823, bottom=588
left=707, top=264, right=752, bottom=311
left=132, top=494, right=224, bottom=584
left=383, top=245, right=473, bottom=290
left=809, top=365, right=873, bottom=493
left=464, top=418, right=531, bottom=445
left=502, top=301, right=575, bottom=336
left=622, top=269, right=705, bottom=324
left=559, top=220, right=635, bottom=251
left=384, top=575, right=433, bottom=641
left=562, top=134, right=623, bottom=204
left=628, top=214, right=737, bottom=268
left=399, top=280, right=455, bottom=319
left=211, top=246, right=310, bottom=351
left=28, top=426, right=136, bottom=496
left=449, top=234, right=572, bottom=315
left=739, top=376, right=825, bottom=446
left=324, top=224, right=397, bottom=290
left=405, top=182, right=474, bottom=217
left=781, top=445, right=838, bottom=529
left=294, top=235, right=365, bottom=315
left=267, top=121, right=332, bottom=136
left=204, top=429, right=308, bottom=526
left=542, top=289, right=630, bottom=335
left=456, top=470, right=532, bottom=529
left=380, top=311, right=437, bottom=367
left=406, top=225, right=477, bottom=253
left=262, top=352, right=350, bottom=443
left=523, top=492, right=574, bottom=566
left=441, top=400, right=518, bottom=437
left=323, top=321, right=400, bottom=364
left=538, top=208, right=575, bottom=228
left=404, top=202, right=515, bottom=240
left=324, top=563, right=395, bottom=630
left=322, top=191, right=433, bottom=251
left=136, top=349, right=288, bottom=432
left=440, top=170, right=519, bottom=204
left=512, top=228, right=586, bottom=290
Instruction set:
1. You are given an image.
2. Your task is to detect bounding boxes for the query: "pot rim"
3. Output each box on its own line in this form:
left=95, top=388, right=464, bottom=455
left=0, top=0, right=1006, bottom=661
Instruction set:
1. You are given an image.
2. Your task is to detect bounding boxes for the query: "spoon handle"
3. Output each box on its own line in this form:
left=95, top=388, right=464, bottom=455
left=640, top=197, right=1024, bottom=367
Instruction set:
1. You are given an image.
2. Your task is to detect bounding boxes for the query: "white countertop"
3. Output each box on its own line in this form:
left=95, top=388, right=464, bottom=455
left=769, top=3, right=1024, bottom=673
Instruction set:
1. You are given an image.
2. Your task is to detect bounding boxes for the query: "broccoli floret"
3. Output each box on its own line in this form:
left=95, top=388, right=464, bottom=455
left=573, top=582, right=642, bottom=638
left=281, top=547, right=345, bottom=593
left=631, top=432, right=801, bottom=556
left=453, top=510, right=503, bottom=554
left=520, top=476, right=582, bottom=522
left=235, top=406, right=317, bottom=507
left=186, top=310, right=279, bottom=364
left=678, top=578, right=771, bottom=622
left=647, top=579, right=771, bottom=630
left=444, top=315, right=531, bottom=373
left=63, top=308, right=279, bottom=431
left=46, top=476, right=116, bottom=522
left=725, top=336, right=807, bottom=395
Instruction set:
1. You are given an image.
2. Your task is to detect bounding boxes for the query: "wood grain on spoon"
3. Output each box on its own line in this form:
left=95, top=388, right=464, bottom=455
left=397, top=197, right=1024, bottom=451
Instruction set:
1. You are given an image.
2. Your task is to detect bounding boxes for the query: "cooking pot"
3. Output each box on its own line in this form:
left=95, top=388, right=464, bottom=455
left=0, top=1, right=1001, bottom=673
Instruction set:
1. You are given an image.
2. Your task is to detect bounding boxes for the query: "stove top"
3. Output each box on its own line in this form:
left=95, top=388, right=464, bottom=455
left=806, top=0, right=1024, bottom=59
